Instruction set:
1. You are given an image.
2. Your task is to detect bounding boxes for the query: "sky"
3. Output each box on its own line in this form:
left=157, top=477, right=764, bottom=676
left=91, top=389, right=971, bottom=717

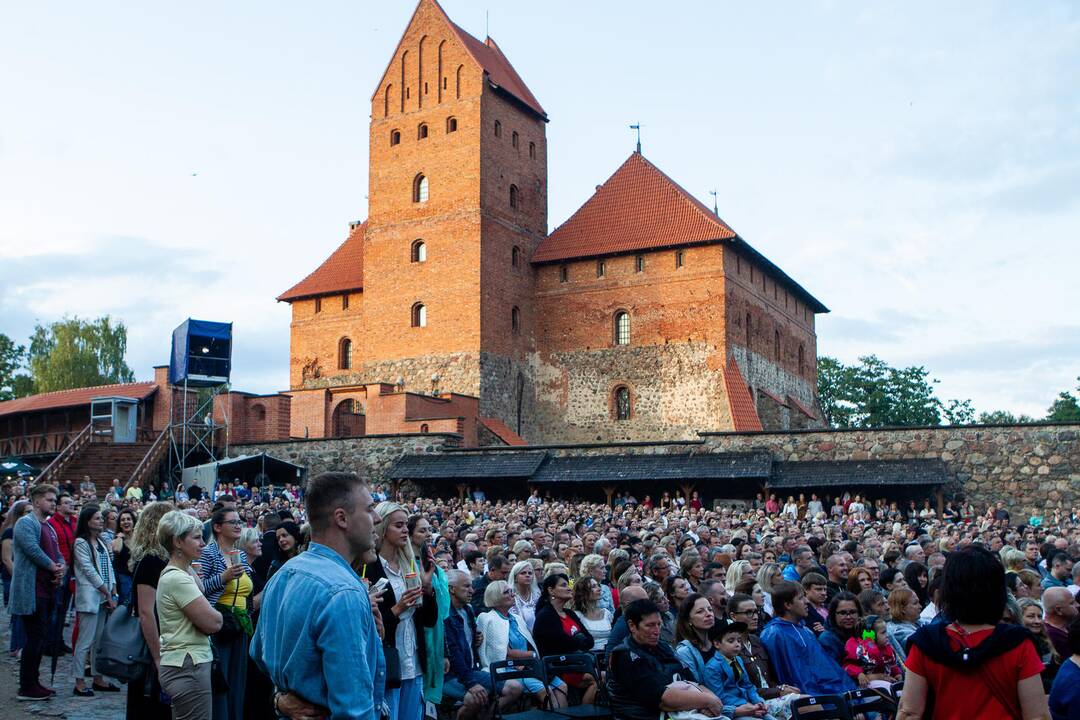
left=1, top=1, right=1078, bottom=417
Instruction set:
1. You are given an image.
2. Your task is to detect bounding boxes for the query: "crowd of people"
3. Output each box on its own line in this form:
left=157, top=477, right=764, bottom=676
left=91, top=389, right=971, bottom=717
left=2, top=474, right=1079, bottom=720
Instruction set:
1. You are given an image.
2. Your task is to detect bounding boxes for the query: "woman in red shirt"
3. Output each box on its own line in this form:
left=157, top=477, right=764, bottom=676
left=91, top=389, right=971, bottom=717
left=898, top=545, right=1050, bottom=720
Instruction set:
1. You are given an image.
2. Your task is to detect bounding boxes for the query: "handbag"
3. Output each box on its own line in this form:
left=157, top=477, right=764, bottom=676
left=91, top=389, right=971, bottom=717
left=95, top=558, right=152, bottom=683
left=213, top=561, right=244, bottom=642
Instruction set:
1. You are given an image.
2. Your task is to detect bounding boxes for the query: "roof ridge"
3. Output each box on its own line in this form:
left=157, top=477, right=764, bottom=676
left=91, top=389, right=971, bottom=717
left=631, top=153, right=735, bottom=238
left=14, top=379, right=154, bottom=399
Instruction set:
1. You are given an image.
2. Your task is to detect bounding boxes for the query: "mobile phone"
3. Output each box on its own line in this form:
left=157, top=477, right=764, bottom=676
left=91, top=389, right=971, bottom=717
left=372, top=577, right=389, bottom=593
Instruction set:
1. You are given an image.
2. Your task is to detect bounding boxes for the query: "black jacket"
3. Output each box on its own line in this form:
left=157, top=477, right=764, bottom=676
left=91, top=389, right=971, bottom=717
left=607, top=637, right=689, bottom=720
left=533, top=603, right=595, bottom=657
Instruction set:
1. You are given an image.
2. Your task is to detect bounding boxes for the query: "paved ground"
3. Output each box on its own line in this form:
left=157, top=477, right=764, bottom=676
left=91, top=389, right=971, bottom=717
left=0, top=611, right=126, bottom=720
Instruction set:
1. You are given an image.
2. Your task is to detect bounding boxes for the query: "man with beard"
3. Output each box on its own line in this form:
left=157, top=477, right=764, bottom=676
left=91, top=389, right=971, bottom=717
left=251, top=472, right=383, bottom=720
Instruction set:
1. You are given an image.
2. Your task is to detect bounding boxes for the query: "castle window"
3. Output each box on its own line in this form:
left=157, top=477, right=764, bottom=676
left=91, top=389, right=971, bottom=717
left=446, top=116, right=457, bottom=133
left=390, top=129, right=401, bottom=146
left=774, top=329, right=781, bottom=361
left=413, top=174, right=429, bottom=203
left=411, top=239, right=426, bottom=263
left=511, top=306, right=520, bottom=333
left=613, top=386, right=631, bottom=421
left=338, top=338, right=352, bottom=370
left=384, top=84, right=393, bottom=117
left=494, top=120, right=502, bottom=137
left=596, top=259, right=606, bottom=278
left=456, top=64, right=463, bottom=98
left=798, top=344, right=805, bottom=376
left=675, top=250, right=684, bottom=268
left=512, top=131, right=519, bottom=149
left=614, top=311, right=630, bottom=346
left=314, top=297, right=322, bottom=314
left=559, top=265, right=568, bottom=283
left=635, top=255, right=644, bottom=273
left=420, top=423, right=429, bottom=433
left=529, top=141, right=536, bottom=159
left=509, top=184, right=519, bottom=209
left=511, top=246, right=520, bottom=267
left=411, top=303, right=427, bottom=328
left=342, top=294, right=349, bottom=310
left=418, top=123, right=428, bottom=140
left=443, top=78, right=447, bottom=89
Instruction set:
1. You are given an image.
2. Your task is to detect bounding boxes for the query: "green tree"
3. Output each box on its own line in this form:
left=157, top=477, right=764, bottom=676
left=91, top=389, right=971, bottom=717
left=977, top=410, right=1036, bottom=424
left=1046, top=377, right=1080, bottom=422
left=816, top=354, right=973, bottom=428
left=24, top=316, right=135, bottom=394
left=0, top=334, right=29, bottom=401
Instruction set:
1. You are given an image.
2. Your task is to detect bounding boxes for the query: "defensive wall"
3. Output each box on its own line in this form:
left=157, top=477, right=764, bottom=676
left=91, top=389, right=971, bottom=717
left=233, top=422, right=1080, bottom=512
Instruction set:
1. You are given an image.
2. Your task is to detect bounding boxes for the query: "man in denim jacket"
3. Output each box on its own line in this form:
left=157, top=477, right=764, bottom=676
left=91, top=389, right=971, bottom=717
left=251, top=472, right=383, bottom=720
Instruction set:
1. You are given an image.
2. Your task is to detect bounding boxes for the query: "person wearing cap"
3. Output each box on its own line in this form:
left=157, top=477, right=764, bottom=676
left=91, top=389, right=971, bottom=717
left=703, top=617, right=779, bottom=720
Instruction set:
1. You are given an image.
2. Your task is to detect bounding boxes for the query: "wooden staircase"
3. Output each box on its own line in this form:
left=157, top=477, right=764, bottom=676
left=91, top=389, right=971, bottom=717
left=40, top=423, right=169, bottom=498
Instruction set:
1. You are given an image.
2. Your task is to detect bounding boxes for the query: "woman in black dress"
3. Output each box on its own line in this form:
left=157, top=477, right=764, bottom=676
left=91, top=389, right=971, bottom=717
left=124, top=501, right=174, bottom=720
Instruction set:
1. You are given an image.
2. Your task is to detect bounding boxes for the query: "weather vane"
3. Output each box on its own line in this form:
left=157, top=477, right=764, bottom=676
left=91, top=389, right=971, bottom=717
left=629, top=123, right=641, bottom=153
left=709, top=190, right=718, bottom=216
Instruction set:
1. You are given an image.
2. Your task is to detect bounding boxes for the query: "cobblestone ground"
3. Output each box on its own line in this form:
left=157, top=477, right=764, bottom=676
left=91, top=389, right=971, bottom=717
left=0, top=610, right=126, bottom=720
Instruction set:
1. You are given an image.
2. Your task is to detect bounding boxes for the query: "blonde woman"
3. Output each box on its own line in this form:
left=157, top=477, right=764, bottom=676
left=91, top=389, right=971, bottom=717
left=508, top=560, right=540, bottom=630
left=756, top=563, right=783, bottom=617
left=726, top=559, right=751, bottom=596
left=579, top=553, right=615, bottom=613
left=126, top=501, right=173, bottom=718
left=156, top=510, right=222, bottom=720
left=362, top=502, right=436, bottom=720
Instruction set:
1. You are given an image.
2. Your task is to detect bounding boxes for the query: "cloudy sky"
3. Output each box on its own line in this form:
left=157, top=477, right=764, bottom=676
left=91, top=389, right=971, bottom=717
left=1, top=1, right=1077, bottom=417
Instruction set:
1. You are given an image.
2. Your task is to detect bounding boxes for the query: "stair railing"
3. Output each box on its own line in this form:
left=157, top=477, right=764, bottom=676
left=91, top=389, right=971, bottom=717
left=126, top=425, right=171, bottom=492
left=37, top=423, right=93, bottom=485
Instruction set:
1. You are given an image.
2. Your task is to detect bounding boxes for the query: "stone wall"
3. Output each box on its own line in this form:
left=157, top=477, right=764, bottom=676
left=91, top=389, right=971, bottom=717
left=231, top=432, right=459, bottom=484
left=699, top=423, right=1080, bottom=511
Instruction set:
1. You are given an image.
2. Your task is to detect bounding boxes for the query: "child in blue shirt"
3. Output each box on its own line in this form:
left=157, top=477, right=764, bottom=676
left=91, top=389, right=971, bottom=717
left=703, top=618, right=776, bottom=720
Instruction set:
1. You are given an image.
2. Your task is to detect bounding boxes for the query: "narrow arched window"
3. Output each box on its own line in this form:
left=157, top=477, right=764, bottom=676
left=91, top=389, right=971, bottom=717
left=456, top=64, right=463, bottom=98
left=559, top=265, right=568, bottom=283
left=384, top=84, right=393, bottom=117
left=774, top=329, right=781, bottom=361
left=614, top=386, right=631, bottom=421
left=798, top=344, right=805, bottom=376
left=511, top=306, right=520, bottom=333
left=411, top=303, right=427, bottom=328
left=529, top=141, right=536, bottom=159
left=635, top=255, right=645, bottom=273
left=413, top=174, right=428, bottom=203
left=745, top=312, right=752, bottom=348
left=411, top=240, right=426, bottom=263
left=494, top=120, right=502, bottom=137
left=446, top=116, right=457, bottom=133
left=511, top=246, right=520, bottom=267
left=338, top=338, right=352, bottom=370
left=512, top=131, right=519, bottom=149
left=420, top=423, right=429, bottom=433
left=390, top=129, right=401, bottom=146
left=614, top=311, right=630, bottom=346
left=596, top=259, right=605, bottom=278
left=509, top=184, right=519, bottom=209
left=675, top=250, right=685, bottom=268
left=418, top=123, right=428, bottom=140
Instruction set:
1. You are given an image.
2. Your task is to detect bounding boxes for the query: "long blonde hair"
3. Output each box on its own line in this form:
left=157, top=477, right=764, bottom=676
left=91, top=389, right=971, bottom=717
left=375, top=501, right=420, bottom=590
left=129, top=501, right=175, bottom=570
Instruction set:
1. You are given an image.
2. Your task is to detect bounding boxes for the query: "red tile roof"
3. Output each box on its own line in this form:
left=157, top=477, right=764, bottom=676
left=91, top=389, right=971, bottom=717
left=448, top=28, right=546, bottom=118
left=479, top=417, right=528, bottom=446
left=277, top=222, right=365, bottom=302
left=787, top=395, right=818, bottom=420
left=533, top=152, right=736, bottom=264
left=0, top=382, right=158, bottom=418
left=723, top=361, right=763, bottom=432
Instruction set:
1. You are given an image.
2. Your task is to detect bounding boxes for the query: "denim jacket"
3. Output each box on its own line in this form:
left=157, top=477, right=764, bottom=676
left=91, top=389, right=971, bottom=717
left=444, top=604, right=478, bottom=681
left=250, top=543, right=381, bottom=720
left=703, top=654, right=765, bottom=718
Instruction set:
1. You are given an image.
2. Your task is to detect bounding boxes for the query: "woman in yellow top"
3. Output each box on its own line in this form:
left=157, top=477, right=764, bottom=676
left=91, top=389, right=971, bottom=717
left=198, top=507, right=254, bottom=720
left=156, top=510, right=223, bottom=720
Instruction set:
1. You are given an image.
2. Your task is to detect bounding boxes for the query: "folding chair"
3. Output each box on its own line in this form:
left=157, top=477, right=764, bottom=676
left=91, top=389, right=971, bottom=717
left=791, top=694, right=853, bottom=720
left=542, top=652, right=611, bottom=720
left=489, top=658, right=564, bottom=720
left=843, top=687, right=897, bottom=718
